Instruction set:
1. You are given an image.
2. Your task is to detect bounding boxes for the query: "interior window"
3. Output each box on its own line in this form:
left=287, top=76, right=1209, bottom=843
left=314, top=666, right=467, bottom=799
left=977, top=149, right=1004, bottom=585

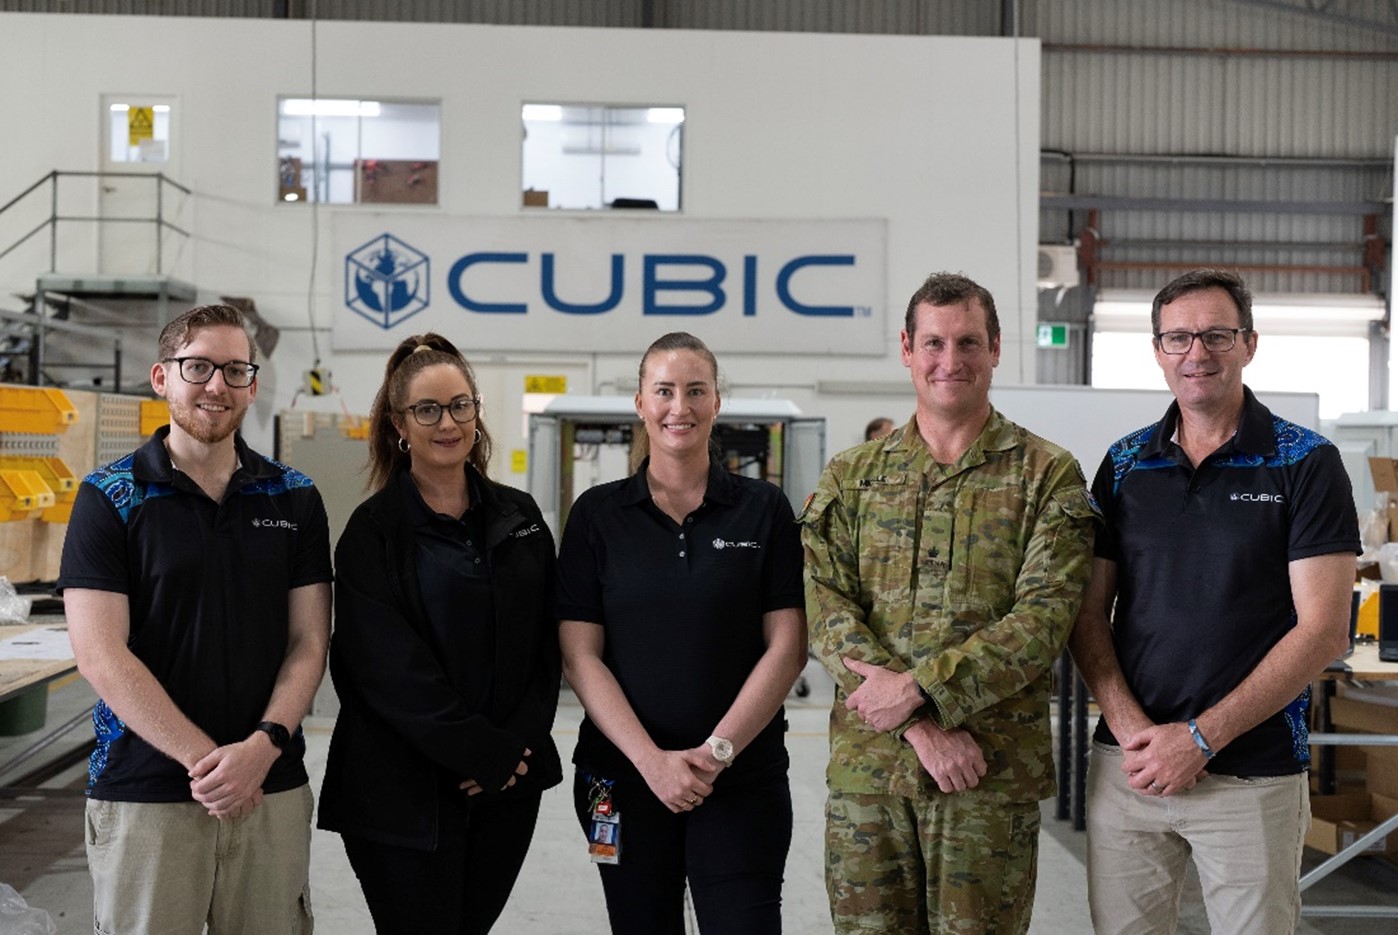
left=108, top=104, right=171, bottom=164
left=276, top=98, right=440, bottom=205
left=521, top=103, right=683, bottom=211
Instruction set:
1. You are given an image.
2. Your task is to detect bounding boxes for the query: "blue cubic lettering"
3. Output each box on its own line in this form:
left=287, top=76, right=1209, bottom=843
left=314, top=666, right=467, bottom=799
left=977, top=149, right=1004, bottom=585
left=542, top=253, right=624, bottom=315
left=643, top=255, right=725, bottom=316
left=448, top=253, right=528, bottom=313
left=777, top=255, right=856, bottom=317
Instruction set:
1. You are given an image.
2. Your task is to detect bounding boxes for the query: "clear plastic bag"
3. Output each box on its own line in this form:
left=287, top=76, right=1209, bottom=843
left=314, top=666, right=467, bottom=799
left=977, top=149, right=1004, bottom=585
left=0, top=883, right=56, bottom=935
left=0, top=578, right=31, bottom=626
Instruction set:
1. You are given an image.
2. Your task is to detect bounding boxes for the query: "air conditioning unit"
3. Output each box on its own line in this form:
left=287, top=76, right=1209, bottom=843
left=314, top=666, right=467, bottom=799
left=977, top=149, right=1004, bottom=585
left=1037, top=244, right=1080, bottom=288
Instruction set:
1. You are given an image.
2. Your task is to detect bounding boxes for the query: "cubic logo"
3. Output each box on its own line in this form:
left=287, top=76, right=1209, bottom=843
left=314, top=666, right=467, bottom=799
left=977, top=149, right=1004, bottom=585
left=1230, top=492, right=1284, bottom=503
left=446, top=253, right=863, bottom=317
left=345, top=233, right=430, bottom=330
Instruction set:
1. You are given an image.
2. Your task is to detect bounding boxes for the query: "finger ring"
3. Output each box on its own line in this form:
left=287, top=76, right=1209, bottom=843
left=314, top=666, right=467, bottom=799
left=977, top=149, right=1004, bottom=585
left=682, top=802, right=692, bottom=810
left=1150, top=781, right=1164, bottom=791
left=688, top=795, right=699, bottom=804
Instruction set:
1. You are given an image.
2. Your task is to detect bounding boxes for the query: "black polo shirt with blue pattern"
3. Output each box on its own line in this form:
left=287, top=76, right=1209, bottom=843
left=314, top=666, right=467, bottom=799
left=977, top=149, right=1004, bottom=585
left=1091, top=386, right=1359, bottom=777
left=57, top=427, right=333, bottom=802
left=556, top=456, right=804, bottom=781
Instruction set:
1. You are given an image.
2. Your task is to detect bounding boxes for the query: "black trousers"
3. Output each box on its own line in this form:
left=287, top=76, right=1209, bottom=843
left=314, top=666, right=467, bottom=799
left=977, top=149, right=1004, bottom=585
left=342, top=790, right=543, bottom=935
left=572, top=762, right=793, bottom=935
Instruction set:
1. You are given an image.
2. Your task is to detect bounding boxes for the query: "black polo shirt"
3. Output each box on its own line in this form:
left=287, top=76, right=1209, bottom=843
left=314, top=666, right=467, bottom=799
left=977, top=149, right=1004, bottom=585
left=556, top=457, right=804, bottom=781
left=1092, top=387, right=1359, bottom=776
left=58, top=428, right=333, bottom=802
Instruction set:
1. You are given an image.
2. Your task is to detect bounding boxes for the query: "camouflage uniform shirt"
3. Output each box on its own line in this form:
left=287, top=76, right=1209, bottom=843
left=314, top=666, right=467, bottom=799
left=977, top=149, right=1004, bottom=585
left=801, top=408, right=1097, bottom=802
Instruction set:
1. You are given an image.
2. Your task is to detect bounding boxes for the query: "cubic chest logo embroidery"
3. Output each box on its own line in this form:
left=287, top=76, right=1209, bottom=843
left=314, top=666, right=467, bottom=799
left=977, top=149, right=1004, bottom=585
left=712, top=538, right=760, bottom=550
left=251, top=518, right=298, bottom=530
left=1230, top=492, right=1284, bottom=503
left=346, top=232, right=431, bottom=330
left=510, top=523, right=541, bottom=539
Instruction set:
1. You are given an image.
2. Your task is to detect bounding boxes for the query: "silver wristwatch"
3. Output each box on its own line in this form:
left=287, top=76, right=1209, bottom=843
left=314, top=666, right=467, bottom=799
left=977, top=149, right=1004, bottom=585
left=706, top=735, right=735, bottom=765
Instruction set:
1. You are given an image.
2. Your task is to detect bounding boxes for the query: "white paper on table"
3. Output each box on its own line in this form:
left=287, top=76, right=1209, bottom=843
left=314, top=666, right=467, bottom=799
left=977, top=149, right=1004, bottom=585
left=0, top=626, right=74, bottom=661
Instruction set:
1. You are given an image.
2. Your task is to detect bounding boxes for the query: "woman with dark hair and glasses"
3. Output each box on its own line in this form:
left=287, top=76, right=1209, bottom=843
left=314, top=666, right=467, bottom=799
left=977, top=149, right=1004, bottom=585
left=318, top=333, right=562, bottom=934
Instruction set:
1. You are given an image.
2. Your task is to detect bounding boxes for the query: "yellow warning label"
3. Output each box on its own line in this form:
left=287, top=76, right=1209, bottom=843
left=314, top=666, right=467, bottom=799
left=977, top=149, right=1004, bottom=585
left=128, top=106, right=155, bottom=146
left=524, top=375, right=567, bottom=394
left=510, top=450, right=528, bottom=474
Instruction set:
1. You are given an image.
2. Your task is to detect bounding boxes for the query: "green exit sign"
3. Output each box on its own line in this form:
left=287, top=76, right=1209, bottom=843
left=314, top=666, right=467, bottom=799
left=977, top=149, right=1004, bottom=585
left=1037, top=323, right=1070, bottom=349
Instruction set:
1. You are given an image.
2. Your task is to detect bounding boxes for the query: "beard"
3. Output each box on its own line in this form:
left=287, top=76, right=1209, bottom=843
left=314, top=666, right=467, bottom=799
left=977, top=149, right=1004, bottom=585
left=165, top=396, right=246, bottom=444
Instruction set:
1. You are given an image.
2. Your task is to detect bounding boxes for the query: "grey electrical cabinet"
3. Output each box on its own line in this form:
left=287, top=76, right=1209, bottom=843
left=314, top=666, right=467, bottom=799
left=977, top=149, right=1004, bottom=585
left=528, top=395, right=825, bottom=534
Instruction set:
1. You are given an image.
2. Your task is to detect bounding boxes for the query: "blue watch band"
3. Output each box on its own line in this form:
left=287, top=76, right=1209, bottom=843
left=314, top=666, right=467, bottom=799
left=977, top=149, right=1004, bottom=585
left=1187, top=718, right=1216, bottom=760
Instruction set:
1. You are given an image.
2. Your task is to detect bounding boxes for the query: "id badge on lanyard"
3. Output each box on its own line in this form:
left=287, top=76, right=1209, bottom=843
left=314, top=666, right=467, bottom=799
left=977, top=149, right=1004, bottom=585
left=587, top=776, right=621, bottom=864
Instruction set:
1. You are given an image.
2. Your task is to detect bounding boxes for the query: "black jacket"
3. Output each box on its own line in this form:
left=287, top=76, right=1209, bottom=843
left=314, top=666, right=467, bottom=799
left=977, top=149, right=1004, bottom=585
left=317, top=466, right=563, bottom=850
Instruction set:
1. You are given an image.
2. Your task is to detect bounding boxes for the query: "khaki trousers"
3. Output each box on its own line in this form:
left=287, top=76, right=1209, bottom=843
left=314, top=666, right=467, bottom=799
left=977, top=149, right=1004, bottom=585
left=86, top=784, right=314, bottom=935
left=1085, top=742, right=1309, bottom=935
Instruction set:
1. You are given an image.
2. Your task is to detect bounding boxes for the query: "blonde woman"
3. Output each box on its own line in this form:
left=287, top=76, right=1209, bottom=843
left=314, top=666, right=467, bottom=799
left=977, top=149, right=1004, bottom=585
left=558, top=331, right=807, bottom=934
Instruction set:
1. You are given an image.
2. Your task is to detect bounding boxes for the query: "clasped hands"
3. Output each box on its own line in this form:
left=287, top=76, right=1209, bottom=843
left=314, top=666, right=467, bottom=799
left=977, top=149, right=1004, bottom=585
left=1118, top=722, right=1208, bottom=797
left=188, top=734, right=281, bottom=821
left=637, top=744, right=726, bottom=814
left=460, top=747, right=533, bottom=797
left=843, top=657, right=987, bottom=794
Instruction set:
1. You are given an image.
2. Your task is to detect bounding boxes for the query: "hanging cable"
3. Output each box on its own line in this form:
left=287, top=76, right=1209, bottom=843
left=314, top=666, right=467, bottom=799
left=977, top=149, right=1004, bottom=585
left=304, top=0, right=322, bottom=367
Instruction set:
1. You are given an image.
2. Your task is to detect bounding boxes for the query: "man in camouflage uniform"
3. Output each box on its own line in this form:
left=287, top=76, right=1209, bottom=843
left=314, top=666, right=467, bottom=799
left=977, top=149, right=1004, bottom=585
left=801, top=272, right=1098, bottom=934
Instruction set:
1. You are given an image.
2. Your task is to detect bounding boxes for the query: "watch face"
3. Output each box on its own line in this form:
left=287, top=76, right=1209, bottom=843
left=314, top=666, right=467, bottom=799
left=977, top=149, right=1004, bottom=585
left=710, top=737, right=733, bottom=762
left=259, top=721, right=290, bottom=750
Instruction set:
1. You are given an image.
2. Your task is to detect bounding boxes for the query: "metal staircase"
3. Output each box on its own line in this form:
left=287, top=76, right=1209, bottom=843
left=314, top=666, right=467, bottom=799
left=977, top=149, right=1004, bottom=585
left=0, top=171, right=196, bottom=394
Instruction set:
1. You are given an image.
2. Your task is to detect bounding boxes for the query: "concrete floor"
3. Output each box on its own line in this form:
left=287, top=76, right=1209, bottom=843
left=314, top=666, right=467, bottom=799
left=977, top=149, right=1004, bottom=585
left=2, top=661, right=1397, bottom=934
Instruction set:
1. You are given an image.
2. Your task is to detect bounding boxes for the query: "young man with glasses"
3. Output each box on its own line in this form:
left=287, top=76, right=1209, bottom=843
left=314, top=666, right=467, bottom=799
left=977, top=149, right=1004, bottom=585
left=1069, top=268, right=1360, bottom=934
left=59, top=304, right=332, bottom=934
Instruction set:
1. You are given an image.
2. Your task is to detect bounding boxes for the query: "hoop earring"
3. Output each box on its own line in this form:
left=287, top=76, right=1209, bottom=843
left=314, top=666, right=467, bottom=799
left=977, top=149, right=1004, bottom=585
left=474, top=429, right=482, bottom=444
left=397, top=437, right=410, bottom=453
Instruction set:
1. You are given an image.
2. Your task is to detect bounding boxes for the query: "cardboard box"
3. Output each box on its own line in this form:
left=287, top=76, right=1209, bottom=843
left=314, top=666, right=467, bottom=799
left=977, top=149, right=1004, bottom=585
left=1330, top=696, right=1398, bottom=735
left=1307, top=793, right=1398, bottom=856
left=522, top=188, right=549, bottom=207
left=1326, top=696, right=1398, bottom=798
left=1368, top=457, right=1398, bottom=540
left=1367, top=747, right=1398, bottom=800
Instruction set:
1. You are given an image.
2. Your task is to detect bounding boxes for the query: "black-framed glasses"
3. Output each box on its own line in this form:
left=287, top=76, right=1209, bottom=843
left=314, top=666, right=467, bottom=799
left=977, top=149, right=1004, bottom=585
left=162, top=356, right=259, bottom=387
left=403, top=396, right=479, bottom=426
left=1154, top=328, right=1249, bottom=355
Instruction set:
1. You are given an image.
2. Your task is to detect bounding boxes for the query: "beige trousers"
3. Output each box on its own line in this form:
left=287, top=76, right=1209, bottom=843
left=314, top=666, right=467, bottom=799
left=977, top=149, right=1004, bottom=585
left=1085, top=742, right=1309, bottom=935
left=86, top=784, right=314, bottom=935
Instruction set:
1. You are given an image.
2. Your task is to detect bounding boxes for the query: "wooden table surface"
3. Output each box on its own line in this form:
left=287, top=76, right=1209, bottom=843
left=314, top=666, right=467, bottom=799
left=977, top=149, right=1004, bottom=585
left=1323, top=641, right=1398, bottom=681
left=0, top=618, right=75, bottom=704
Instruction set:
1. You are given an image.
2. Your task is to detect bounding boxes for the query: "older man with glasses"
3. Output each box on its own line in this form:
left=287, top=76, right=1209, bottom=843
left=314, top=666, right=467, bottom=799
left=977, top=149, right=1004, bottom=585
left=1069, top=268, right=1360, bottom=935
left=59, top=304, right=332, bottom=935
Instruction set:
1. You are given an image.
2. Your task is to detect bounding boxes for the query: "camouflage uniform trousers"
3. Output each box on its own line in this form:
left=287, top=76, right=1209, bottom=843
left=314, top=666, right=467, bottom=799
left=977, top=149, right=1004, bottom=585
left=825, top=788, right=1040, bottom=935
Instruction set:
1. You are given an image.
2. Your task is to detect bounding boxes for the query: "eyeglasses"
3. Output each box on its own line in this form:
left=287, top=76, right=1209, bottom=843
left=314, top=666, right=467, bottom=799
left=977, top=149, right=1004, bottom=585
left=163, top=356, right=259, bottom=387
left=1154, top=328, right=1249, bottom=355
left=403, top=396, right=479, bottom=426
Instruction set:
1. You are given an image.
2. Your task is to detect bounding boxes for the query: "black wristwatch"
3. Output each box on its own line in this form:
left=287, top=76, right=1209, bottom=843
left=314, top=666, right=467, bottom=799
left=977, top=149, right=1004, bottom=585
left=255, top=720, right=291, bottom=752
